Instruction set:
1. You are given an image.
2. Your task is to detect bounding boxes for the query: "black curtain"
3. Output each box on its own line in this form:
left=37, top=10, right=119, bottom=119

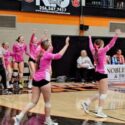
left=0, top=0, right=21, bottom=11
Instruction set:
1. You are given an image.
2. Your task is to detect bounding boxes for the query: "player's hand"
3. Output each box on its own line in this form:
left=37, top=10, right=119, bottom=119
left=65, top=36, right=70, bottom=46
left=115, top=29, right=122, bottom=35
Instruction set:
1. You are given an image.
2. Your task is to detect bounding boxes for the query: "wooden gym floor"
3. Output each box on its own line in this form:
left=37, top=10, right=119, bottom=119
left=0, top=82, right=125, bottom=125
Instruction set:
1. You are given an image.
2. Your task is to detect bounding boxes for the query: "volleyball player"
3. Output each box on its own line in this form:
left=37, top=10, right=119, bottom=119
left=13, top=37, right=70, bottom=125
left=2, top=42, right=13, bottom=89
left=81, top=29, right=122, bottom=118
left=12, top=35, right=29, bottom=89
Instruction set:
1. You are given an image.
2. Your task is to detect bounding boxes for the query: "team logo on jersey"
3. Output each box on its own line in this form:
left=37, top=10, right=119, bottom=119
left=72, top=0, right=80, bottom=7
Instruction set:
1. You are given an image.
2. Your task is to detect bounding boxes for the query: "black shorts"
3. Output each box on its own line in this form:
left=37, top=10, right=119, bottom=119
left=32, top=79, right=49, bottom=87
left=95, top=72, right=108, bottom=81
left=28, top=57, right=36, bottom=63
left=14, top=61, right=23, bottom=64
left=0, top=65, right=4, bottom=71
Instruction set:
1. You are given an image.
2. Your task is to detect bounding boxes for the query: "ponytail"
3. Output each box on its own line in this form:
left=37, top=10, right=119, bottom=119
left=93, top=39, right=104, bottom=65
left=93, top=43, right=99, bottom=65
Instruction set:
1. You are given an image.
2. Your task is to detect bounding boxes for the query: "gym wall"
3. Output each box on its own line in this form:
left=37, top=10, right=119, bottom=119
left=0, top=10, right=125, bottom=76
left=1, top=10, right=125, bottom=46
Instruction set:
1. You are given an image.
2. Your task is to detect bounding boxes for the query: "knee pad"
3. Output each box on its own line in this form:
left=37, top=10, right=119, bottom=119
left=45, top=102, right=51, bottom=108
left=99, top=94, right=107, bottom=100
left=12, top=70, right=18, bottom=78
left=19, top=73, right=23, bottom=78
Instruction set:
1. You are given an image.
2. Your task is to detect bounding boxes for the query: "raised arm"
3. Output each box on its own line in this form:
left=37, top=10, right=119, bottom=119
left=46, top=37, right=70, bottom=60
left=34, top=45, right=45, bottom=61
left=89, top=35, right=94, bottom=53
left=103, top=29, right=121, bottom=52
left=30, top=33, right=35, bottom=44
left=30, top=29, right=36, bottom=44
left=24, top=45, right=30, bottom=56
left=58, top=36, right=69, bottom=57
left=42, top=29, right=49, bottom=40
left=12, top=44, right=16, bottom=53
left=104, top=34, right=118, bottom=52
left=38, top=29, right=49, bottom=44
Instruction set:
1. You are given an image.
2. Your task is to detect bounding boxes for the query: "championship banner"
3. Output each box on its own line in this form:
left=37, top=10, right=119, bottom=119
left=106, top=65, right=125, bottom=83
left=21, top=0, right=81, bottom=15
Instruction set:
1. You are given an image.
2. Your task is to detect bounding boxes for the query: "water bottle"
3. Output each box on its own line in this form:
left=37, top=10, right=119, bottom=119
left=112, top=57, right=115, bottom=64
left=112, top=57, right=118, bottom=64
left=115, top=57, right=118, bottom=64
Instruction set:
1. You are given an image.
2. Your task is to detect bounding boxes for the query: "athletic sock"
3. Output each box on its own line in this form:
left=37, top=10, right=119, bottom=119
left=16, top=112, right=25, bottom=121
left=45, top=116, right=51, bottom=122
left=97, top=106, right=103, bottom=113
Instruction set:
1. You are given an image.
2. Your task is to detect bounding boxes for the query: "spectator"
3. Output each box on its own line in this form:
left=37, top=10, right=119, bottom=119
left=116, top=0, right=124, bottom=9
left=113, top=49, right=125, bottom=64
left=106, top=55, right=111, bottom=64
left=0, top=45, right=7, bottom=93
left=101, top=0, right=115, bottom=8
left=76, top=50, right=95, bottom=83
left=101, top=0, right=109, bottom=8
left=109, top=0, right=115, bottom=8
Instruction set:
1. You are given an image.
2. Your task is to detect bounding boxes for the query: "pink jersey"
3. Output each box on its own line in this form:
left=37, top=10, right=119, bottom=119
left=33, top=51, right=62, bottom=81
left=33, top=45, right=45, bottom=61
left=89, top=35, right=118, bottom=74
left=13, top=42, right=28, bottom=62
left=29, top=33, right=41, bottom=60
left=3, top=49, right=14, bottom=66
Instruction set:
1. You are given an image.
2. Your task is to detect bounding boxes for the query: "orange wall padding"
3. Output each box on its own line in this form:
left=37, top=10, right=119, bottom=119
left=1, top=10, right=125, bottom=27
left=83, top=16, right=125, bottom=27
left=0, top=10, right=80, bottom=25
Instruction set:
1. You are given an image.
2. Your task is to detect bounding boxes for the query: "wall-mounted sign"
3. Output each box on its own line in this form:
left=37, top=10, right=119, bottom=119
left=21, top=0, right=81, bottom=15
